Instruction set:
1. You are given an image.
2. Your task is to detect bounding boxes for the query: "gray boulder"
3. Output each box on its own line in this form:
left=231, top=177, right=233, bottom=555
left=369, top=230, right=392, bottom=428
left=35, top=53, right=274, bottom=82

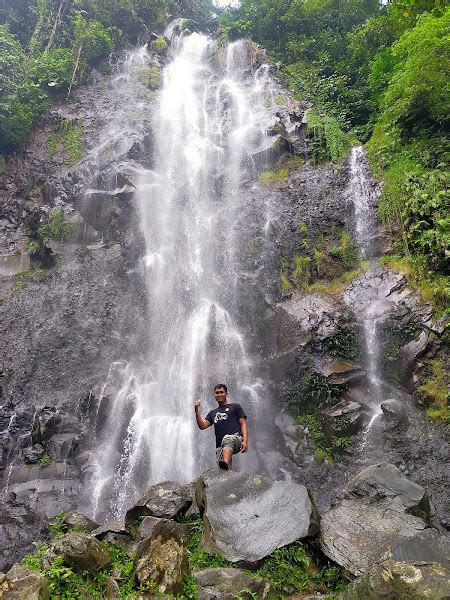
left=193, top=567, right=274, bottom=599
left=381, top=399, right=408, bottom=430
left=197, top=470, right=318, bottom=565
left=134, top=519, right=189, bottom=595
left=42, top=531, right=111, bottom=572
left=125, top=481, right=192, bottom=525
left=64, top=511, right=98, bottom=532
left=320, top=463, right=432, bottom=576
left=3, top=564, right=49, bottom=599
left=340, top=560, right=450, bottom=599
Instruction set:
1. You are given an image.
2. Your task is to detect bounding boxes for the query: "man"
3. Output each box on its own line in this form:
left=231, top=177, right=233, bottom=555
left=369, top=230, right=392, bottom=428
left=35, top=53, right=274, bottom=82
left=194, top=384, right=248, bottom=470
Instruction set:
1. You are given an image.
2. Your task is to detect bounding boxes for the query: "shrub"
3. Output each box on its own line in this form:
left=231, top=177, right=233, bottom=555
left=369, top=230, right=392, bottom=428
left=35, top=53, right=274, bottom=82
left=307, top=109, right=351, bottom=164
left=151, top=37, right=168, bottom=55
left=32, top=48, right=75, bottom=92
left=419, top=359, right=449, bottom=422
left=293, top=254, right=311, bottom=288
left=259, top=166, right=289, bottom=186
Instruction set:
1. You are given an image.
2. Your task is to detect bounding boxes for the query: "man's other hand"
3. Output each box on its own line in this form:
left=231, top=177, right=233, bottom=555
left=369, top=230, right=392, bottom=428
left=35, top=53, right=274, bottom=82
left=194, top=399, right=201, bottom=409
left=241, top=440, right=248, bottom=453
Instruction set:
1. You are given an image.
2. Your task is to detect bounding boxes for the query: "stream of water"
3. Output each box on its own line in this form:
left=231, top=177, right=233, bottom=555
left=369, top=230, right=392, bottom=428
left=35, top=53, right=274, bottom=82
left=87, top=31, right=282, bottom=520
left=347, top=147, right=386, bottom=452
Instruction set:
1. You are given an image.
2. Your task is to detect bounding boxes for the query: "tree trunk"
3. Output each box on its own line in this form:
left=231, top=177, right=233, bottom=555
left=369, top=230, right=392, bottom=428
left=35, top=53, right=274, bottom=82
left=67, top=43, right=82, bottom=98
left=44, top=0, right=65, bottom=55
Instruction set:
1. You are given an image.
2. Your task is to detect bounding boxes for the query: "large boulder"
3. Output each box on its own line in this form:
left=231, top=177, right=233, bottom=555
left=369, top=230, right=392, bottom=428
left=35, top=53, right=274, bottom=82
left=197, top=470, right=318, bottom=565
left=340, top=560, right=450, bottom=599
left=134, top=519, right=190, bottom=595
left=320, top=463, right=432, bottom=576
left=125, top=481, right=192, bottom=525
left=193, top=567, right=274, bottom=599
left=2, top=564, right=49, bottom=599
left=42, top=532, right=111, bottom=572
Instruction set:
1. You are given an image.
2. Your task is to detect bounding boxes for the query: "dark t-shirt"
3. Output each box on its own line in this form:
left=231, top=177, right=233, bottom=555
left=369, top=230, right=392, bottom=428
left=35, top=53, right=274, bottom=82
left=205, top=403, right=246, bottom=447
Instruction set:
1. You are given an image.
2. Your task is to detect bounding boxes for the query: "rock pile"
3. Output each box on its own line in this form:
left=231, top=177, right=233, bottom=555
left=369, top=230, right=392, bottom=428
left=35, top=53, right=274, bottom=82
left=0, top=465, right=448, bottom=599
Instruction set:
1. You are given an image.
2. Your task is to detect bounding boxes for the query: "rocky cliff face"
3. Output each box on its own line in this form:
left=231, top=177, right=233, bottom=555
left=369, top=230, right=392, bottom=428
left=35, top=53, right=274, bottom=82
left=0, top=35, right=447, bottom=572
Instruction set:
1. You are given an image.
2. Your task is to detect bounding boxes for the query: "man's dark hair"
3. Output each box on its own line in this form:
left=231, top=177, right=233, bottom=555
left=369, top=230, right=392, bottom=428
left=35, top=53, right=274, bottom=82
left=214, top=383, right=227, bottom=392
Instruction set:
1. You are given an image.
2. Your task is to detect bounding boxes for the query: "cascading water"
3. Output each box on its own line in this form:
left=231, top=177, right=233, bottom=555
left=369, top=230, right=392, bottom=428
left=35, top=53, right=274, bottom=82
left=346, top=147, right=385, bottom=450
left=87, top=32, right=283, bottom=521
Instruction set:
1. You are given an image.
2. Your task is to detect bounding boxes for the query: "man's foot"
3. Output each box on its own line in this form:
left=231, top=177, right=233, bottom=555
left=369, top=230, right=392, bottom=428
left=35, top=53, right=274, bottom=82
left=218, top=460, right=229, bottom=470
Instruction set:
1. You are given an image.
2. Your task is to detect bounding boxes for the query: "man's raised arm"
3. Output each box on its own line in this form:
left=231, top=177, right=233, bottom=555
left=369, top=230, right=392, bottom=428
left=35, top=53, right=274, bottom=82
left=194, top=399, right=211, bottom=430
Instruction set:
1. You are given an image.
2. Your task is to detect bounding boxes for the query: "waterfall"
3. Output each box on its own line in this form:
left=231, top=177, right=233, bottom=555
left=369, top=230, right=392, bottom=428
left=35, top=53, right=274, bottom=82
left=88, top=33, right=280, bottom=521
left=347, top=147, right=384, bottom=444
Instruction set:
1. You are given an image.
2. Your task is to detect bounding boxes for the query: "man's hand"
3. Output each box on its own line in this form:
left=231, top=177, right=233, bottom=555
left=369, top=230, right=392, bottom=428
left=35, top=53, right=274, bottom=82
left=194, top=400, right=210, bottom=430
left=241, top=440, right=248, bottom=453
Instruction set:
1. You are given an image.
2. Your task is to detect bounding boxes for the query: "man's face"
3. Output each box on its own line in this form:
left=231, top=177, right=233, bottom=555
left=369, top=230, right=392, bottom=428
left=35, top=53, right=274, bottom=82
left=214, top=387, right=227, bottom=404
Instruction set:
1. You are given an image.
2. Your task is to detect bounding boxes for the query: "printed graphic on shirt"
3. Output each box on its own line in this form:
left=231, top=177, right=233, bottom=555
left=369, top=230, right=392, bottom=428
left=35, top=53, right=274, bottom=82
left=214, top=411, right=228, bottom=423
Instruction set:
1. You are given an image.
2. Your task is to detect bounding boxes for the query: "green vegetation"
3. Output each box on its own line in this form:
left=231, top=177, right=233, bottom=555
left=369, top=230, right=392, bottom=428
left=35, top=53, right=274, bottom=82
left=47, top=119, right=85, bottom=165
left=20, top=514, right=347, bottom=599
left=380, top=254, right=449, bottom=315
left=279, top=270, right=293, bottom=295
left=151, top=36, right=168, bottom=54
left=141, top=65, right=160, bottom=90
left=307, top=266, right=367, bottom=296
left=253, top=541, right=347, bottom=597
left=306, top=110, right=352, bottom=164
left=219, top=0, right=449, bottom=310
left=11, top=267, right=48, bottom=293
left=23, top=542, right=136, bottom=599
left=419, top=359, right=449, bottom=422
left=259, top=165, right=288, bottom=186
left=286, top=373, right=342, bottom=415
left=0, top=0, right=216, bottom=153
left=329, top=231, right=359, bottom=270
left=325, top=329, right=359, bottom=361
left=38, top=452, right=52, bottom=468
left=185, top=520, right=346, bottom=598
left=186, top=520, right=232, bottom=571
left=293, top=254, right=311, bottom=288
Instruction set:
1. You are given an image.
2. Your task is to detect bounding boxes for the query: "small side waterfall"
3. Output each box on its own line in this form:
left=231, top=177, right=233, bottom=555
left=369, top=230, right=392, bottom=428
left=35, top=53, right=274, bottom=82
left=86, top=33, right=283, bottom=520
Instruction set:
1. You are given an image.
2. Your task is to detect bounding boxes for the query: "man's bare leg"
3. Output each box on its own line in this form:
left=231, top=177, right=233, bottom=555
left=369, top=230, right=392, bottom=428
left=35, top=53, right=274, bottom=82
left=219, top=447, right=233, bottom=470
left=222, top=447, right=232, bottom=467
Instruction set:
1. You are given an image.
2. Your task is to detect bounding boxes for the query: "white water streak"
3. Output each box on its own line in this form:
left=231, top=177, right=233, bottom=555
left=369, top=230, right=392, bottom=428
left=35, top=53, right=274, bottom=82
left=90, top=34, right=278, bottom=520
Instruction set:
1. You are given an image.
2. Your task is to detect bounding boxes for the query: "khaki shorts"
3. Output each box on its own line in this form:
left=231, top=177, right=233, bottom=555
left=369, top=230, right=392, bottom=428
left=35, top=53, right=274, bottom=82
left=216, top=434, right=243, bottom=462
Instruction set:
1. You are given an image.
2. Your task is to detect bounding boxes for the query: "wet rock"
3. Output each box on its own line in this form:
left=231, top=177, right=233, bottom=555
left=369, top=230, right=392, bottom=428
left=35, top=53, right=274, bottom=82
left=63, top=511, right=98, bottom=532
left=125, top=481, right=192, bottom=525
left=42, top=531, right=111, bottom=572
left=320, top=463, right=432, bottom=576
left=382, top=528, right=450, bottom=567
left=381, top=399, right=408, bottom=430
left=31, top=407, right=62, bottom=445
left=134, top=519, right=189, bottom=595
left=22, top=444, right=45, bottom=464
left=398, top=331, right=429, bottom=380
left=91, top=520, right=128, bottom=539
left=136, top=517, right=194, bottom=544
left=197, top=470, right=318, bottom=565
left=4, top=563, right=49, bottom=599
left=104, top=576, right=121, bottom=598
left=193, top=567, right=274, bottom=599
left=275, top=413, right=315, bottom=467
left=318, top=361, right=364, bottom=385
left=322, top=398, right=366, bottom=437
left=275, top=294, right=343, bottom=350
left=340, top=560, right=450, bottom=599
